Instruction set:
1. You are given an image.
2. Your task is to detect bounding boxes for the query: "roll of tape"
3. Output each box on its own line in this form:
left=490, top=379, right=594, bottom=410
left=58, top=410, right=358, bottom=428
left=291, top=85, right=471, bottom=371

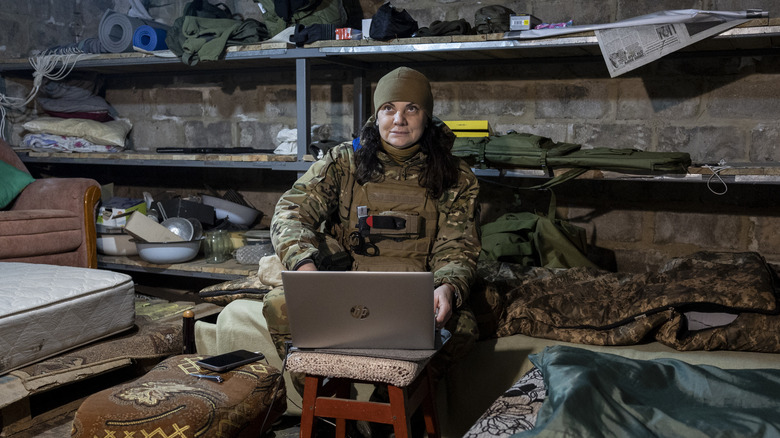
left=99, top=10, right=166, bottom=53
left=132, top=25, right=168, bottom=51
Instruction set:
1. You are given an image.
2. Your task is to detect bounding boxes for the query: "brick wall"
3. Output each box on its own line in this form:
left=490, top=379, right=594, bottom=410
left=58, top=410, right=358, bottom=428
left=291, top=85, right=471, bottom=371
left=1, top=0, right=778, bottom=272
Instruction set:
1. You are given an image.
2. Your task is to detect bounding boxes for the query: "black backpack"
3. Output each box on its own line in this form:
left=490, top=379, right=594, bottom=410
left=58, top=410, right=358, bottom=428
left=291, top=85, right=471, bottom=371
left=369, top=3, right=418, bottom=40
left=274, top=0, right=323, bottom=23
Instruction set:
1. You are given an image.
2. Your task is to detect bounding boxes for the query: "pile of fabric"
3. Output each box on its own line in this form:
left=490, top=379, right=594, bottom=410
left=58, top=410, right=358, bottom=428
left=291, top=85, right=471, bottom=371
left=21, top=73, right=131, bottom=153
left=476, top=251, right=780, bottom=353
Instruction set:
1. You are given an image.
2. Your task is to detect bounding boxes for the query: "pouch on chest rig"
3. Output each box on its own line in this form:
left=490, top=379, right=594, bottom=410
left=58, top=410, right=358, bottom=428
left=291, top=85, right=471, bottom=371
left=350, top=207, right=423, bottom=256
left=368, top=211, right=421, bottom=236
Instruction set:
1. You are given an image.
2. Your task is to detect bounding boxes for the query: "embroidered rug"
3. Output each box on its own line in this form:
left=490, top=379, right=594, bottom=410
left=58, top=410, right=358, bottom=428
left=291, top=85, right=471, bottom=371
left=71, top=354, right=286, bottom=438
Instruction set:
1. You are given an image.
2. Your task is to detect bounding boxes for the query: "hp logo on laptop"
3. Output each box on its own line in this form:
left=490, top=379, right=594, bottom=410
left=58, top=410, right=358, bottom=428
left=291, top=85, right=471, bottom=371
left=350, top=305, right=370, bottom=320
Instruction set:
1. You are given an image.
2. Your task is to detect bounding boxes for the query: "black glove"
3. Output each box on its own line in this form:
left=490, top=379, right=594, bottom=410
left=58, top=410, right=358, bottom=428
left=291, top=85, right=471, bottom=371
left=289, top=23, right=336, bottom=47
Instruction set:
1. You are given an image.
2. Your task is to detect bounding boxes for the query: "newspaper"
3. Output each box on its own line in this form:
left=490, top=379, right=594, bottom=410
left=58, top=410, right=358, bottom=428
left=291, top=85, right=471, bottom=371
left=505, top=10, right=767, bottom=78
left=506, top=9, right=765, bottom=39
left=596, top=18, right=747, bottom=77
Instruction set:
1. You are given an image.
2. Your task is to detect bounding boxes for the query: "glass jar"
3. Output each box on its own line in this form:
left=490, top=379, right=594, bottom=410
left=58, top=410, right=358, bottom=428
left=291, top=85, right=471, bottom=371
left=203, top=230, right=232, bottom=263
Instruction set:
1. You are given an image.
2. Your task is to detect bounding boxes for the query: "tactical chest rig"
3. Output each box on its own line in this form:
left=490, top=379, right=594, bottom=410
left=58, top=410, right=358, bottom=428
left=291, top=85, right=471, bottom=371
left=344, top=176, right=439, bottom=272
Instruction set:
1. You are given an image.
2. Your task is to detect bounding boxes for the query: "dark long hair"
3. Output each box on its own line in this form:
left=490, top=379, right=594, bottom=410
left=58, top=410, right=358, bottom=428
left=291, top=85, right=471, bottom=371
left=355, top=122, right=460, bottom=199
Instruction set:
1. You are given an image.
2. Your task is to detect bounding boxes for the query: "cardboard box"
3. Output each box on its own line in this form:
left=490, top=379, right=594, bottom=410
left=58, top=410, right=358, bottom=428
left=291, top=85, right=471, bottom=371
left=97, top=197, right=147, bottom=228
left=443, top=120, right=493, bottom=138
left=510, top=14, right=542, bottom=31
left=124, top=211, right=185, bottom=243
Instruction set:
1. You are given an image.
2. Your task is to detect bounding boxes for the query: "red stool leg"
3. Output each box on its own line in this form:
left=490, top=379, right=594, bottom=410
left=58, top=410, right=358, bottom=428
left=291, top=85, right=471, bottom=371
left=387, top=384, right=412, bottom=438
left=334, top=379, right=350, bottom=438
left=335, top=419, right=347, bottom=437
left=422, top=367, right=441, bottom=438
left=300, top=374, right=322, bottom=438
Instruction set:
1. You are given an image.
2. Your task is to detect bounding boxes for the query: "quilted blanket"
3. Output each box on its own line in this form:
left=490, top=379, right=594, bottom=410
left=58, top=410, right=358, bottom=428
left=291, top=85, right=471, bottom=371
left=465, top=346, right=780, bottom=438
left=494, top=251, right=780, bottom=352
left=520, top=346, right=780, bottom=437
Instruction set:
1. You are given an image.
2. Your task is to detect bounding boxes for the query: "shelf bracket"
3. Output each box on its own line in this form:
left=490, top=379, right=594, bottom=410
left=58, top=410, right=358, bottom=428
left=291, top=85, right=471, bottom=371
left=296, top=57, right=311, bottom=161
left=353, top=69, right=369, bottom=137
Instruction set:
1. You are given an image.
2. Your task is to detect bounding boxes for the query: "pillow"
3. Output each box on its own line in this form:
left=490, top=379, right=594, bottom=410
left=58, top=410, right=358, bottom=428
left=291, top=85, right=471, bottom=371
left=0, top=161, right=35, bottom=209
left=23, top=117, right=132, bottom=148
left=198, top=274, right=271, bottom=306
left=199, top=288, right=269, bottom=306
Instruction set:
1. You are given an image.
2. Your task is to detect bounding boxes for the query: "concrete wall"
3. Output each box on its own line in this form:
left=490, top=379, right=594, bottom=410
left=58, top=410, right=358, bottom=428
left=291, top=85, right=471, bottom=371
left=1, top=0, right=778, bottom=272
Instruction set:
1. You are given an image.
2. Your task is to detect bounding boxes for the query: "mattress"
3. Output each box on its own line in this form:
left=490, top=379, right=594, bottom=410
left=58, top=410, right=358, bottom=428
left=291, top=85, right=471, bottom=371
left=0, top=262, right=135, bottom=374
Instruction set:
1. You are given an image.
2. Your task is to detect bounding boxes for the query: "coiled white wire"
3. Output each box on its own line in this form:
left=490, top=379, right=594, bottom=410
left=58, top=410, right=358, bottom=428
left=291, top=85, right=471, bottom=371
left=703, top=159, right=731, bottom=195
left=0, top=49, right=95, bottom=140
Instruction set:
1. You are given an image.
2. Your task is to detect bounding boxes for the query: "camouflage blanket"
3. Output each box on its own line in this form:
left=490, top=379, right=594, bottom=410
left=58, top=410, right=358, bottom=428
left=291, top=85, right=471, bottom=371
left=481, top=252, right=780, bottom=353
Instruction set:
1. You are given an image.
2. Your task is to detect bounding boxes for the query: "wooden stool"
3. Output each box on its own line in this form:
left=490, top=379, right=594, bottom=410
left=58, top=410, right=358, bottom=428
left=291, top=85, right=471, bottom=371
left=286, top=350, right=440, bottom=438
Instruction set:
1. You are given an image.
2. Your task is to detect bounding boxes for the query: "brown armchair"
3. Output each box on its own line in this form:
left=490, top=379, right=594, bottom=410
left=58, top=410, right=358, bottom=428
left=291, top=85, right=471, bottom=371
left=0, top=139, right=101, bottom=268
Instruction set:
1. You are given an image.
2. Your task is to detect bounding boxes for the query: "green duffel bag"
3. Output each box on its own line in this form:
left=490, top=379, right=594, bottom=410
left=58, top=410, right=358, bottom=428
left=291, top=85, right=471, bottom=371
left=481, top=132, right=691, bottom=186
left=452, top=137, right=488, bottom=167
left=479, top=210, right=598, bottom=269
left=548, top=147, right=692, bottom=173
left=483, top=132, right=581, bottom=168
left=479, top=193, right=598, bottom=270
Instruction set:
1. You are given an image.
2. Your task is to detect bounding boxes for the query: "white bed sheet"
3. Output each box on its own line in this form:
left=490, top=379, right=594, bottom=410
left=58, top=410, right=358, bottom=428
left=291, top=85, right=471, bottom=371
left=0, top=262, right=135, bottom=374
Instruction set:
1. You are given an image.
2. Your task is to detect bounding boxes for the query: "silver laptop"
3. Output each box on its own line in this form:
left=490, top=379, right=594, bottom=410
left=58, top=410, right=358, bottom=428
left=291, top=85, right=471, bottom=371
left=281, top=271, right=436, bottom=350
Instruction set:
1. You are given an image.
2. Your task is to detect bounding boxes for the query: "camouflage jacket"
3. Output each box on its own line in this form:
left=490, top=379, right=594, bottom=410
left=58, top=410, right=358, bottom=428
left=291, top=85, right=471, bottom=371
left=271, top=142, right=481, bottom=306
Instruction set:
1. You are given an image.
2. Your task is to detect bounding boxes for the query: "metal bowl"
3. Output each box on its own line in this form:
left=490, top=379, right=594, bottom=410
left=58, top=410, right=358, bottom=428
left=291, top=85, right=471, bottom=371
left=134, top=239, right=202, bottom=264
left=96, top=232, right=138, bottom=256
left=161, top=217, right=194, bottom=240
left=187, top=218, right=203, bottom=240
left=201, top=195, right=261, bottom=226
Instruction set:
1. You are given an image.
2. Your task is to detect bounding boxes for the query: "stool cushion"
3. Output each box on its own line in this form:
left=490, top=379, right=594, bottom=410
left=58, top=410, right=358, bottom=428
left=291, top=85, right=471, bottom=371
left=72, top=354, right=286, bottom=438
left=287, top=351, right=427, bottom=387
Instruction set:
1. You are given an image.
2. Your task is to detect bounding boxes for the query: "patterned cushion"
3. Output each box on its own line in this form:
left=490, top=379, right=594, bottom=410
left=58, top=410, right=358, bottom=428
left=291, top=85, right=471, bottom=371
left=463, top=366, right=546, bottom=438
left=72, top=354, right=286, bottom=438
left=286, top=350, right=432, bottom=387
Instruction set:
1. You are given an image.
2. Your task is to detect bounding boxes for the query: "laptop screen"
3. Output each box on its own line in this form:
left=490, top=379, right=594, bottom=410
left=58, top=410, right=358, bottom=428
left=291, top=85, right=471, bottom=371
left=281, top=271, right=436, bottom=350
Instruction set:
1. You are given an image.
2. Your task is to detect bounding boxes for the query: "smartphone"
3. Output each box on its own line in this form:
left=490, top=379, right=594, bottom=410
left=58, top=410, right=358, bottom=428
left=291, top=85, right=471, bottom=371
left=196, top=349, right=265, bottom=372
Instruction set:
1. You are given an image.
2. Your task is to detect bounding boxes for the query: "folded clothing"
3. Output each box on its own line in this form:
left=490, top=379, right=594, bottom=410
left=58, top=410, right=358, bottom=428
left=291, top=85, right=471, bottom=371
left=22, top=133, right=122, bottom=153
left=23, top=117, right=132, bottom=148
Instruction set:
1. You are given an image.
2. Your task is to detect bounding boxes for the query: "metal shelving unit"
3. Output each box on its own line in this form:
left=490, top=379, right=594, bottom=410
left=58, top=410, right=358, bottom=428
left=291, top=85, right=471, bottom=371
left=2, top=21, right=779, bottom=174
left=17, top=151, right=314, bottom=170
left=3, top=22, right=779, bottom=278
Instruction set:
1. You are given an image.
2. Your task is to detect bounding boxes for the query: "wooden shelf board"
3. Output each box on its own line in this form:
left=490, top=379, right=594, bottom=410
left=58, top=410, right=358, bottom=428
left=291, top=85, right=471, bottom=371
left=98, top=254, right=256, bottom=280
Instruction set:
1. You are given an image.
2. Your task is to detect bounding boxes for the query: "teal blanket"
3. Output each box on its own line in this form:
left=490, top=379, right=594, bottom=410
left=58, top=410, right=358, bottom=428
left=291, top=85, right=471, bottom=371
left=516, top=346, right=780, bottom=437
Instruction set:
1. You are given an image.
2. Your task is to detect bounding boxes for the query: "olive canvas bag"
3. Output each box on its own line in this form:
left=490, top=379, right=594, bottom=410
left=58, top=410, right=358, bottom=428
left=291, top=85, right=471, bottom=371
left=479, top=193, right=598, bottom=270
left=474, top=5, right=515, bottom=34
left=258, top=0, right=347, bottom=36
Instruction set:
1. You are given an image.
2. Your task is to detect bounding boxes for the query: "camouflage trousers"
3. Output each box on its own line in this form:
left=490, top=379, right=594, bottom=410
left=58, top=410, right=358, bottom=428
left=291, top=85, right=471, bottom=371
left=262, top=286, right=479, bottom=385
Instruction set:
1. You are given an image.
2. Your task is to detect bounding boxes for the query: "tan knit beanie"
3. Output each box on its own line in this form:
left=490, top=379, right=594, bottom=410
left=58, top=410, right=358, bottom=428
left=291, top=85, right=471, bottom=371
left=373, top=67, right=434, bottom=118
